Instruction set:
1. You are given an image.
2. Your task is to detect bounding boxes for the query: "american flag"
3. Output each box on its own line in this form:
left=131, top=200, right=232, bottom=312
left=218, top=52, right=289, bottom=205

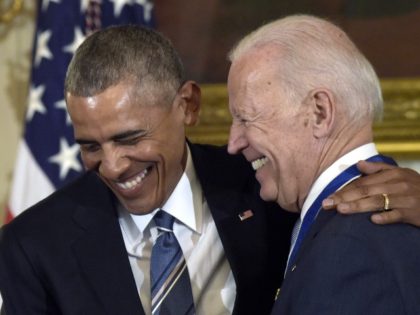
left=4, top=0, right=154, bottom=223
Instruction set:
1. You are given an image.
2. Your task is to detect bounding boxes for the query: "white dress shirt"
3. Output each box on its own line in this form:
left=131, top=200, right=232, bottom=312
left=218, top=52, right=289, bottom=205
left=118, top=147, right=236, bottom=315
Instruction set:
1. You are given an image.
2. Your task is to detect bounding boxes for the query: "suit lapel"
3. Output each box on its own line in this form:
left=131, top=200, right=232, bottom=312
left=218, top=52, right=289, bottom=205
left=209, top=191, right=270, bottom=289
left=70, top=174, right=145, bottom=315
left=284, top=209, right=336, bottom=278
left=189, top=143, right=271, bottom=295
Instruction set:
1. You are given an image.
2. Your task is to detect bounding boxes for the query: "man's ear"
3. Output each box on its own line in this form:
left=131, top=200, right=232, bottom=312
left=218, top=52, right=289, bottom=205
left=307, top=88, right=335, bottom=138
left=178, top=81, right=201, bottom=126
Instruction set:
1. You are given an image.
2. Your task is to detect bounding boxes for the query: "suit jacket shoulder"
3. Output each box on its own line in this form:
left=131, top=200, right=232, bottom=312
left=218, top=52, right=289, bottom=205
left=2, top=172, right=113, bottom=232
left=273, top=210, right=420, bottom=315
left=0, top=172, right=144, bottom=315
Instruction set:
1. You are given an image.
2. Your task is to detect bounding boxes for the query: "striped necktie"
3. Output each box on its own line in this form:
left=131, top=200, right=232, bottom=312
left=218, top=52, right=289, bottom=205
left=150, top=210, right=195, bottom=315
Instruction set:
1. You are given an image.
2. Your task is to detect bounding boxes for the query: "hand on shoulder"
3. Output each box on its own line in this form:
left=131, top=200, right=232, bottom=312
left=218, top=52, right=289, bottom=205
left=322, top=160, right=420, bottom=227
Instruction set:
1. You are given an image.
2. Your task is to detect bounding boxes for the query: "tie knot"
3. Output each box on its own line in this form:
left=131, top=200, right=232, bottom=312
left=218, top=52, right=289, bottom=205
left=153, top=210, right=175, bottom=231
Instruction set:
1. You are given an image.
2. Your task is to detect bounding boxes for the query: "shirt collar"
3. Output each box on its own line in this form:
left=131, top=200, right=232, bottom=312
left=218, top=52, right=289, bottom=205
left=118, top=145, right=203, bottom=245
left=160, top=145, right=201, bottom=233
left=300, top=143, right=378, bottom=221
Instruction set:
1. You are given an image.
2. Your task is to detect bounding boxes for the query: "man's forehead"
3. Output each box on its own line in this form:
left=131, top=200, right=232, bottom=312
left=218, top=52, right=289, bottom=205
left=232, top=52, right=279, bottom=86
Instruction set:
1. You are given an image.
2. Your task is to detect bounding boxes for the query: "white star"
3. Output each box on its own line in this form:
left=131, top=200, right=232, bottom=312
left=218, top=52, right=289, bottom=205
left=42, top=0, right=61, bottom=12
left=80, top=0, right=90, bottom=13
left=48, top=138, right=82, bottom=179
left=34, top=30, right=53, bottom=67
left=26, top=85, right=47, bottom=121
left=135, top=0, right=154, bottom=22
left=63, top=27, right=86, bottom=55
left=110, top=0, right=134, bottom=17
left=55, top=99, right=72, bottom=125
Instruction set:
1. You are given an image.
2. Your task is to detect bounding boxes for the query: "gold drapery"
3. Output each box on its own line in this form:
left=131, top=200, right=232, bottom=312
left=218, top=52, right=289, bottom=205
left=187, top=79, right=420, bottom=158
left=0, top=0, right=23, bottom=24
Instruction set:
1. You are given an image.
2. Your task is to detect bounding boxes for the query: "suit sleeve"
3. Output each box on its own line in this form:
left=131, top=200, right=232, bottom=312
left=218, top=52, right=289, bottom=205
left=0, top=226, right=59, bottom=314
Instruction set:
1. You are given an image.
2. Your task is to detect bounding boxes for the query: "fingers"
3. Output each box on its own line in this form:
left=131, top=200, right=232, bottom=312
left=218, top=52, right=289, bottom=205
left=323, top=193, right=420, bottom=227
left=371, top=206, right=420, bottom=227
left=322, top=162, right=420, bottom=227
left=336, top=194, right=389, bottom=213
left=324, top=166, right=419, bottom=210
left=371, top=209, right=403, bottom=225
left=352, top=163, right=418, bottom=187
left=322, top=182, right=405, bottom=211
left=356, top=160, right=396, bottom=175
left=323, top=195, right=418, bottom=225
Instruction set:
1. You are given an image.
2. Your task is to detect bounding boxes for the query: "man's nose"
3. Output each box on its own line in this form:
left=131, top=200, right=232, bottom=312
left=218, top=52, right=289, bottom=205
left=227, top=123, right=247, bottom=155
left=99, top=147, right=130, bottom=180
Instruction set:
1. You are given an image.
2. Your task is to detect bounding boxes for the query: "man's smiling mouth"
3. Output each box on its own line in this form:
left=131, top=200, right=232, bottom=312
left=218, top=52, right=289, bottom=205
left=116, top=167, right=150, bottom=190
left=251, top=157, right=268, bottom=170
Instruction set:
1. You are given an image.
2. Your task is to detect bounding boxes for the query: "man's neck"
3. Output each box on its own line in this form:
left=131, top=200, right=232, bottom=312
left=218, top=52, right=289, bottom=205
left=297, top=124, right=373, bottom=210
left=299, top=142, right=378, bottom=220
left=315, top=125, right=373, bottom=182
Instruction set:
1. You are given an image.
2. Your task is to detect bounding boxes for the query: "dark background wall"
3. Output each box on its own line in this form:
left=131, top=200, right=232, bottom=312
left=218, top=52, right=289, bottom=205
left=154, top=0, right=420, bottom=83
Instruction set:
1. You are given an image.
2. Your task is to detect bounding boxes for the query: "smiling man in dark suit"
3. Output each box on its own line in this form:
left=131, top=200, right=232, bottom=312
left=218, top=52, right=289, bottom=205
left=227, top=14, right=420, bottom=315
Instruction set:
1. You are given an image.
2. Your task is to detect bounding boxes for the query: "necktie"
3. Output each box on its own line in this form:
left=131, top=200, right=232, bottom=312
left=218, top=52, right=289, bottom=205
left=150, top=211, right=195, bottom=315
left=290, top=217, right=302, bottom=249
left=285, top=154, right=396, bottom=274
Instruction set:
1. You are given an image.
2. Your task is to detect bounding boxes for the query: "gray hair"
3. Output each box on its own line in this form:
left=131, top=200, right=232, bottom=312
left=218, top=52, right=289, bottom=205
left=65, top=24, right=185, bottom=104
left=228, top=15, right=383, bottom=122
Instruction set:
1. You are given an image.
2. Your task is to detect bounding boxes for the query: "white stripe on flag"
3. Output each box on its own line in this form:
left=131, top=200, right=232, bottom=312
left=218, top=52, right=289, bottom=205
left=8, top=140, right=54, bottom=217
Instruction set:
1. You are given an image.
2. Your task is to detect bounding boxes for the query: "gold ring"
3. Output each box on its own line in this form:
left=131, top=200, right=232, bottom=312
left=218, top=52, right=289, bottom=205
left=382, top=193, right=390, bottom=211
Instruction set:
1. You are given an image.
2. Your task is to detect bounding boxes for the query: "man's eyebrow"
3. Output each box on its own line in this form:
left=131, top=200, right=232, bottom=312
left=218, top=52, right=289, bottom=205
left=76, top=130, right=145, bottom=145
left=75, top=138, right=96, bottom=145
left=111, top=130, right=145, bottom=141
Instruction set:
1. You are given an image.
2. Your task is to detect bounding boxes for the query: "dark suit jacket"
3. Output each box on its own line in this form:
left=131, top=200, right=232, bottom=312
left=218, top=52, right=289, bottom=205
left=271, top=209, right=420, bottom=315
left=0, top=143, right=296, bottom=315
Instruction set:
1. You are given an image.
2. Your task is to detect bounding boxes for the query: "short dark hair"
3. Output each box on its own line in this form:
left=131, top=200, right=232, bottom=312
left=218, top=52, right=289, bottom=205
left=64, top=25, right=185, bottom=102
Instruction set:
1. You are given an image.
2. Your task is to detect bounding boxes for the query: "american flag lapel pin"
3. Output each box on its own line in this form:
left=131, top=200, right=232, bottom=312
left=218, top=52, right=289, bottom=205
left=238, top=209, right=254, bottom=221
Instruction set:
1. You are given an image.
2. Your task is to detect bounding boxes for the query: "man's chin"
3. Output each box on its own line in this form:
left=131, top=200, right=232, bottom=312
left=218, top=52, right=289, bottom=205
left=126, top=207, right=155, bottom=215
left=259, top=188, right=276, bottom=203
left=118, top=199, right=156, bottom=215
left=277, top=199, right=300, bottom=213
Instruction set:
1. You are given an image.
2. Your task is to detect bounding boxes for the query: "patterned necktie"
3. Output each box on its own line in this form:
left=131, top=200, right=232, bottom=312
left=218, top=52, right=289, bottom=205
left=150, top=211, right=195, bottom=315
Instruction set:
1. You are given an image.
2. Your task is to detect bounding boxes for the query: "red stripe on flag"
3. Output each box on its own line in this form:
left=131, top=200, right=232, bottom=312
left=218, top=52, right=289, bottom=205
left=4, top=205, right=14, bottom=224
